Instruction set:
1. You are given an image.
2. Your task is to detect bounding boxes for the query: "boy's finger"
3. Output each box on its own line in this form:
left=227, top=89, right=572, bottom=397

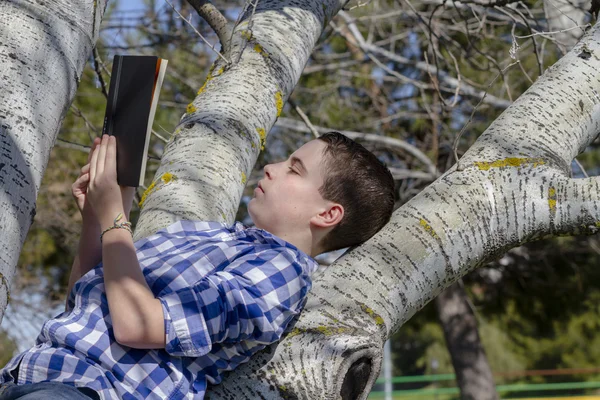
left=81, top=164, right=90, bottom=175
left=74, top=173, right=90, bottom=187
left=89, top=141, right=100, bottom=183
left=87, top=137, right=100, bottom=164
left=96, top=135, right=109, bottom=176
left=105, top=136, right=117, bottom=176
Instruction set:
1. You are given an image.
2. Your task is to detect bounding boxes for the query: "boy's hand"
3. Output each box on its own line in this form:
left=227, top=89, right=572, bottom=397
left=88, top=134, right=125, bottom=230
left=72, top=137, right=101, bottom=219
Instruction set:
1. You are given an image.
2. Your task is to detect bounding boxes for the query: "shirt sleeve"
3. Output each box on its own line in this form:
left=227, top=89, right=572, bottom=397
left=158, top=248, right=311, bottom=357
left=66, top=285, right=76, bottom=312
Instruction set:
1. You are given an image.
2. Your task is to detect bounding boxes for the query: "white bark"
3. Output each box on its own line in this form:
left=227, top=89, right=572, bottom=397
left=0, top=0, right=106, bottom=321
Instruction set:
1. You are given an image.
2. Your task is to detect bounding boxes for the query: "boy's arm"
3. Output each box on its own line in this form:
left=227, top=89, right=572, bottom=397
left=65, top=191, right=134, bottom=311
left=99, top=224, right=165, bottom=349
left=98, top=228, right=308, bottom=356
left=158, top=248, right=310, bottom=357
left=65, top=219, right=101, bottom=311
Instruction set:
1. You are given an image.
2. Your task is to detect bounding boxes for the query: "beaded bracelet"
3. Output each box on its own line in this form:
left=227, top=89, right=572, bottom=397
left=100, top=212, right=133, bottom=243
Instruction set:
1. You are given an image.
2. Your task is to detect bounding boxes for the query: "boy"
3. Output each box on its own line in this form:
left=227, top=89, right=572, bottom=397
left=0, top=131, right=395, bottom=399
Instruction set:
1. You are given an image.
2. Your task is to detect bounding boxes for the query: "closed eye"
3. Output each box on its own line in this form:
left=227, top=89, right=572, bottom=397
left=288, top=167, right=298, bottom=174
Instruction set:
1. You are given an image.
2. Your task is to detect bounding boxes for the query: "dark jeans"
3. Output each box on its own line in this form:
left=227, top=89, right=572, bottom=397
left=0, top=382, right=100, bottom=400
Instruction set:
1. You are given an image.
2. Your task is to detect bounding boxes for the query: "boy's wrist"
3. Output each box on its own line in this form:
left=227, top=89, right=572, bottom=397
left=99, top=207, right=127, bottom=231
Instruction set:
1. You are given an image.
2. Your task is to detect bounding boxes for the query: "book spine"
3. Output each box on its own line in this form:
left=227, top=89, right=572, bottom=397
left=101, top=55, right=123, bottom=136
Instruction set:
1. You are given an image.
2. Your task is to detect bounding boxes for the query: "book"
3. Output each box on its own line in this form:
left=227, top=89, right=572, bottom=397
left=101, top=55, right=168, bottom=187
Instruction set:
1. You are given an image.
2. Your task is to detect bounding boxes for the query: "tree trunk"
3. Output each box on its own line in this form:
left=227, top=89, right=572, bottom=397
left=436, top=282, right=498, bottom=400
left=0, top=0, right=106, bottom=320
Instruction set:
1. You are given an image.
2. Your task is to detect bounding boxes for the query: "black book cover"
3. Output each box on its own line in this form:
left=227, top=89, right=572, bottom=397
left=101, top=55, right=164, bottom=187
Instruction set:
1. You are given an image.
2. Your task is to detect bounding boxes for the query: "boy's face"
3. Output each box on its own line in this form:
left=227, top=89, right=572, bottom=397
left=248, top=139, right=332, bottom=235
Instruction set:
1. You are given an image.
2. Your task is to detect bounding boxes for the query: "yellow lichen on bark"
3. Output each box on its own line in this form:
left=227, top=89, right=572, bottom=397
left=241, top=171, right=247, bottom=185
left=161, top=172, right=174, bottom=183
left=548, top=186, right=557, bottom=213
left=275, top=91, right=284, bottom=117
left=419, top=218, right=439, bottom=239
left=240, top=30, right=252, bottom=40
left=196, top=66, right=224, bottom=96
left=360, top=303, right=385, bottom=326
left=186, top=103, right=197, bottom=114
left=253, top=43, right=268, bottom=57
left=139, top=173, right=176, bottom=208
left=474, top=157, right=545, bottom=171
left=256, top=128, right=266, bottom=150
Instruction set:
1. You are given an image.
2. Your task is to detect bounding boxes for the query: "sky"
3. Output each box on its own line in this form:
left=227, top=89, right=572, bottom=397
left=115, top=0, right=147, bottom=13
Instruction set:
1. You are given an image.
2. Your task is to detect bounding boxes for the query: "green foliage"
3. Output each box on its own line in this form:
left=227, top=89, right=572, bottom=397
left=0, top=332, right=17, bottom=366
left=393, top=236, right=600, bottom=388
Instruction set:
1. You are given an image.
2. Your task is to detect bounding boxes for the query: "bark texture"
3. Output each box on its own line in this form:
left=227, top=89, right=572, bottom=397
left=0, top=0, right=106, bottom=320
left=436, top=282, right=498, bottom=400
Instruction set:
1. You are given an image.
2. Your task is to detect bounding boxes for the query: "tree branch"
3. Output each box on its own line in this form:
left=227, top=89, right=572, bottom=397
left=187, top=0, right=233, bottom=54
left=337, top=10, right=512, bottom=109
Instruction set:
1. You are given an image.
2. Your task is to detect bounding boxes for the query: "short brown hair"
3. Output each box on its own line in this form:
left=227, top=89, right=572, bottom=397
left=316, top=132, right=395, bottom=253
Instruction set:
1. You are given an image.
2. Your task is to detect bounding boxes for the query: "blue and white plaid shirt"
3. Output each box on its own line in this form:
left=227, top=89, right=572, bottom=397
left=0, top=221, right=319, bottom=399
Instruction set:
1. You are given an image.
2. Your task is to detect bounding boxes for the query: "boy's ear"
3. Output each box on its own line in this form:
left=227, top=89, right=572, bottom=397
left=311, top=203, right=344, bottom=228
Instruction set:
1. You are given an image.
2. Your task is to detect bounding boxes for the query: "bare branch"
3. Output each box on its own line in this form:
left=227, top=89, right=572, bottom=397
left=186, top=0, right=233, bottom=54
left=55, top=138, right=162, bottom=162
left=288, top=99, right=319, bottom=139
left=276, top=117, right=439, bottom=177
left=453, top=61, right=519, bottom=170
left=337, top=10, right=512, bottom=108
left=164, top=0, right=231, bottom=65
left=69, top=104, right=98, bottom=142
left=92, top=47, right=109, bottom=99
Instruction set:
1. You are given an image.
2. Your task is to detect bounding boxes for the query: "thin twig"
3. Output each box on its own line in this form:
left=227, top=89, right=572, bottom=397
left=234, top=0, right=260, bottom=65
left=93, top=47, right=112, bottom=77
left=453, top=61, right=519, bottom=171
left=186, top=0, right=233, bottom=54
left=164, top=0, right=230, bottom=65
left=447, top=49, right=462, bottom=108
left=152, top=129, right=169, bottom=143
left=513, top=23, right=591, bottom=39
left=92, top=47, right=109, bottom=99
left=70, top=105, right=98, bottom=142
left=288, top=99, right=319, bottom=138
left=423, top=51, right=447, bottom=108
left=573, top=158, right=589, bottom=178
left=55, top=138, right=163, bottom=161
left=347, top=0, right=374, bottom=11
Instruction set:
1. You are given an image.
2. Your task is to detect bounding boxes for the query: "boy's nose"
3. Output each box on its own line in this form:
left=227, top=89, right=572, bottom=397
left=263, top=164, right=273, bottom=179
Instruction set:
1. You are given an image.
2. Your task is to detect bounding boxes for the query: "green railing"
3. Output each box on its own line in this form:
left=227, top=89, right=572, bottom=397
left=368, top=370, right=600, bottom=399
